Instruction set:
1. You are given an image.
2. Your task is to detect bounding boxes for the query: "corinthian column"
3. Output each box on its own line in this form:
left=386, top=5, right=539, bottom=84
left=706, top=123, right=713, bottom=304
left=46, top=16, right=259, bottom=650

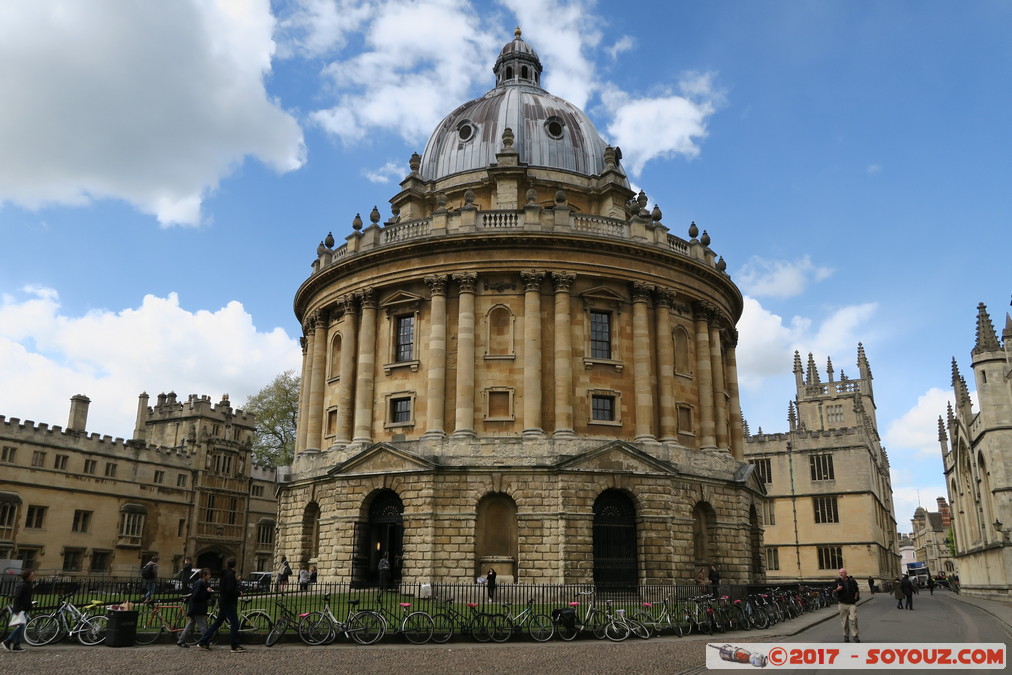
left=306, top=309, right=329, bottom=452
left=453, top=272, right=477, bottom=437
left=654, top=288, right=677, bottom=441
left=694, top=303, right=716, bottom=450
left=335, top=295, right=358, bottom=444
left=631, top=282, right=655, bottom=441
left=724, top=330, right=745, bottom=460
left=552, top=272, right=576, bottom=438
left=520, top=270, right=545, bottom=437
left=352, top=288, right=377, bottom=444
left=710, top=318, right=728, bottom=451
left=423, top=275, right=449, bottom=439
left=296, top=334, right=311, bottom=454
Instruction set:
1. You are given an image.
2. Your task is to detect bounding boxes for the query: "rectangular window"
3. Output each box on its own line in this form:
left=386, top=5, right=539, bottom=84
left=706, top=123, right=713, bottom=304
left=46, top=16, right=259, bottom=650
left=762, top=499, right=775, bottom=526
left=177, top=474, right=187, bottom=487
left=62, top=548, right=84, bottom=572
left=119, top=512, right=145, bottom=539
left=751, top=458, right=772, bottom=484
left=395, top=315, right=415, bottom=362
left=766, top=547, right=780, bottom=571
left=54, top=454, right=69, bottom=470
left=84, top=459, right=97, bottom=474
left=31, top=451, right=46, bottom=467
left=256, top=522, right=275, bottom=547
left=25, top=505, right=46, bottom=529
left=591, top=394, right=615, bottom=421
left=487, top=390, right=511, bottom=419
left=251, top=485, right=264, bottom=497
left=178, top=519, right=185, bottom=537
left=826, top=404, right=844, bottom=424
left=589, top=310, right=612, bottom=359
left=90, top=550, right=111, bottom=573
left=16, top=548, right=40, bottom=571
left=72, top=510, right=92, bottom=533
left=818, top=545, right=844, bottom=570
left=154, top=470, right=165, bottom=484
left=810, top=453, right=835, bottom=481
left=0, top=446, right=15, bottom=463
left=228, top=497, right=238, bottom=525
left=0, top=502, right=17, bottom=539
left=677, top=405, right=693, bottom=434
left=813, top=496, right=840, bottom=523
left=204, top=494, right=216, bottom=523
left=105, top=462, right=117, bottom=477
left=390, top=397, right=412, bottom=424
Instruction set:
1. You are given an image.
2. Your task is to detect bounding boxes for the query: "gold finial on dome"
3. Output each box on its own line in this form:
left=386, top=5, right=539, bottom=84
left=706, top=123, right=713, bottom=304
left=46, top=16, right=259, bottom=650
left=515, top=26, right=522, bottom=37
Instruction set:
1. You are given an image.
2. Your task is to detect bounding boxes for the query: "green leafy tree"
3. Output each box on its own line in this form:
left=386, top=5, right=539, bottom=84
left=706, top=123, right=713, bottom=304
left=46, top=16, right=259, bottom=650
left=243, top=370, right=300, bottom=467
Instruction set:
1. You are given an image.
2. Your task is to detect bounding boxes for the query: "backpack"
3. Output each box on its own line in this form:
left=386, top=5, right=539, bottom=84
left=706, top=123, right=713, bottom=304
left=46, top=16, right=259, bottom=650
left=283, top=562, right=292, bottom=576
left=141, top=563, right=156, bottom=580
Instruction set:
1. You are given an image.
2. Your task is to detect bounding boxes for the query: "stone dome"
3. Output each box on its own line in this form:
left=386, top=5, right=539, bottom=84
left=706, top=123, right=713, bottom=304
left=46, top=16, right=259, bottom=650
left=419, top=29, right=623, bottom=185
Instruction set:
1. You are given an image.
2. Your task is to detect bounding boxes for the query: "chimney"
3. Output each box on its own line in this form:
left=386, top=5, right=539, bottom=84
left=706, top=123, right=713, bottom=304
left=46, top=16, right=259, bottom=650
left=67, top=394, right=91, bottom=432
left=132, top=392, right=150, bottom=442
left=936, top=497, right=952, bottom=527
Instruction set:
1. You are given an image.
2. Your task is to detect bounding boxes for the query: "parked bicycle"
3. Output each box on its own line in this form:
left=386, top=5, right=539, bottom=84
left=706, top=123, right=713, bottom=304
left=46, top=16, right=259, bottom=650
left=633, top=593, right=686, bottom=637
left=502, top=598, right=554, bottom=642
left=553, top=591, right=609, bottom=641
left=429, top=597, right=510, bottom=643
left=296, top=595, right=385, bottom=646
left=364, top=592, right=434, bottom=644
left=24, top=594, right=108, bottom=646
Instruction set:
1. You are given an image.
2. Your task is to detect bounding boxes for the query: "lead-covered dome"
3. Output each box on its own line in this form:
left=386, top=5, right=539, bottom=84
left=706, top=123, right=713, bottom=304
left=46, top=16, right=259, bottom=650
left=419, top=29, right=622, bottom=184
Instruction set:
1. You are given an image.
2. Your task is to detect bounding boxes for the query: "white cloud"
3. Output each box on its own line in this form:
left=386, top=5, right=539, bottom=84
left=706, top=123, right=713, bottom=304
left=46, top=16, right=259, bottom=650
left=889, top=482, right=949, bottom=533
left=883, top=388, right=954, bottom=458
left=363, top=161, right=406, bottom=184
left=607, top=35, right=634, bottom=61
left=0, top=0, right=305, bottom=226
left=276, top=0, right=375, bottom=58
left=867, top=164, right=882, bottom=175
left=602, top=72, right=723, bottom=176
left=737, top=255, right=834, bottom=299
left=0, top=287, right=301, bottom=438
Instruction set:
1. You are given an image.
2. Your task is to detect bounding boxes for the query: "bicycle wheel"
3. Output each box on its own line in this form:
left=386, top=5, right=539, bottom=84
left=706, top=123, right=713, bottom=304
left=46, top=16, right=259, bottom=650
left=631, top=612, right=656, bottom=637
left=628, top=618, right=650, bottom=640
left=485, top=613, right=512, bottom=643
left=78, top=616, right=108, bottom=646
left=25, top=615, right=61, bottom=646
left=239, top=610, right=272, bottom=645
left=528, top=613, right=554, bottom=642
left=402, top=611, right=433, bottom=645
left=265, top=618, right=289, bottom=647
left=348, top=611, right=384, bottom=646
left=429, top=613, right=454, bottom=643
left=604, top=620, right=630, bottom=642
left=470, top=615, right=491, bottom=642
left=133, top=608, right=164, bottom=645
left=728, top=605, right=744, bottom=631
left=589, top=612, right=608, bottom=640
left=297, top=612, right=332, bottom=646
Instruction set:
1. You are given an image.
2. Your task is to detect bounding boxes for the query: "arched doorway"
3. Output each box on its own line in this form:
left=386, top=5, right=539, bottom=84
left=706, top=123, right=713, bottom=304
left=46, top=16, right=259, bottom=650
left=476, top=492, right=518, bottom=581
left=593, top=490, right=638, bottom=590
left=195, top=549, right=226, bottom=575
left=351, top=490, right=404, bottom=588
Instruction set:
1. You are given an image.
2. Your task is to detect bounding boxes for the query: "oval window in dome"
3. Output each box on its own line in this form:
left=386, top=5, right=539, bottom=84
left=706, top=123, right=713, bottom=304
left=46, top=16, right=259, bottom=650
left=545, top=116, right=565, bottom=139
left=457, top=120, right=476, bottom=143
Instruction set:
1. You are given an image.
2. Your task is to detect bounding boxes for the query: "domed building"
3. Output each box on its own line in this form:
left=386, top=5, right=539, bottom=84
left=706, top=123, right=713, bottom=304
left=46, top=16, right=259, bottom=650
left=278, top=30, right=765, bottom=589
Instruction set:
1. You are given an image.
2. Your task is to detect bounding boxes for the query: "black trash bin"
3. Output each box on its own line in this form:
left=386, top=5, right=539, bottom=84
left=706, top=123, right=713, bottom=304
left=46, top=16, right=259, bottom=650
left=106, top=610, right=138, bottom=647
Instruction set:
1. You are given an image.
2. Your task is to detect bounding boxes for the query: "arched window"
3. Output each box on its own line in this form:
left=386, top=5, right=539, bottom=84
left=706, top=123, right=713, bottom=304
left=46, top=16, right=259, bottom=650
left=593, top=490, right=638, bottom=589
left=674, top=327, right=691, bottom=375
left=476, top=493, right=518, bottom=580
left=692, top=501, right=716, bottom=563
left=302, top=502, right=320, bottom=562
left=485, top=305, right=514, bottom=357
left=329, top=333, right=342, bottom=379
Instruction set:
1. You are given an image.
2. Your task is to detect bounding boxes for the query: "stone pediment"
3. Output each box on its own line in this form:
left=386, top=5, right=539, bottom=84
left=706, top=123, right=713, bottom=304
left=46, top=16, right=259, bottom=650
left=737, top=462, right=767, bottom=495
left=556, top=441, right=675, bottom=475
left=329, top=443, right=437, bottom=476
left=381, top=290, right=424, bottom=315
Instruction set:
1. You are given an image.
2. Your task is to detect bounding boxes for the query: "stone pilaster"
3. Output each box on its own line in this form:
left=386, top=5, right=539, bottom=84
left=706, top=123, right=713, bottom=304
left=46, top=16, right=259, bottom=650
left=452, top=272, right=477, bottom=437
left=520, top=270, right=545, bottom=437
left=709, top=318, right=728, bottom=451
left=632, top=282, right=655, bottom=441
left=423, top=275, right=449, bottom=439
left=654, top=288, right=677, bottom=441
left=552, top=272, right=576, bottom=438
left=352, top=288, right=377, bottom=444
left=335, top=295, right=358, bottom=444
left=306, top=308, right=329, bottom=452
left=694, top=303, right=717, bottom=450
left=296, top=334, right=311, bottom=454
left=724, top=330, right=744, bottom=460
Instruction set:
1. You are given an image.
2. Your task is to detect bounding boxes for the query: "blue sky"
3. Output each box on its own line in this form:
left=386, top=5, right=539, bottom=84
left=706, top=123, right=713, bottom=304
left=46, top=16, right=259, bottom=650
left=1, top=0, right=1009, bottom=530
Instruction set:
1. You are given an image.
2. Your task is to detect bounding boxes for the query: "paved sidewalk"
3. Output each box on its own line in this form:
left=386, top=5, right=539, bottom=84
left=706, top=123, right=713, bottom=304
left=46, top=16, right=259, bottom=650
left=941, top=589, right=1012, bottom=629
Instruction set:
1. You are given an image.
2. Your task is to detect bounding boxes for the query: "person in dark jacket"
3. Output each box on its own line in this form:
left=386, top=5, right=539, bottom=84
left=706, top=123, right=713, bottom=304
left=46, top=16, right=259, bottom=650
left=198, top=558, right=244, bottom=652
left=708, top=565, right=721, bottom=598
left=1, top=569, right=34, bottom=652
left=901, top=574, right=914, bottom=610
left=177, top=568, right=212, bottom=647
left=485, top=568, right=497, bottom=601
left=833, top=567, right=860, bottom=643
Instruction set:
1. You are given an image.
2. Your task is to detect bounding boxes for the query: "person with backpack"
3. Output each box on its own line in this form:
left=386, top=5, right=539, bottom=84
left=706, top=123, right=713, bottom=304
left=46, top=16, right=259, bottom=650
left=177, top=568, right=212, bottom=648
left=198, top=557, right=245, bottom=652
left=276, top=555, right=292, bottom=593
left=141, top=555, right=159, bottom=602
left=177, top=556, right=193, bottom=586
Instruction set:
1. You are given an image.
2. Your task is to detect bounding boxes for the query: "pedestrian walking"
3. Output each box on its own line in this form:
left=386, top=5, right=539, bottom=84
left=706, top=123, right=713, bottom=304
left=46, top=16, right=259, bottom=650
left=486, top=567, right=497, bottom=601
left=867, top=576, right=875, bottom=594
left=833, top=567, right=860, bottom=643
left=276, top=555, right=291, bottom=594
left=177, top=568, right=212, bottom=648
left=141, top=555, right=159, bottom=602
left=708, top=564, right=721, bottom=598
left=1, top=570, right=35, bottom=652
left=901, top=574, right=914, bottom=610
left=928, top=576, right=936, bottom=595
left=378, top=553, right=391, bottom=591
left=892, top=577, right=904, bottom=608
left=298, top=565, right=310, bottom=591
left=177, top=557, right=193, bottom=585
left=198, top=557, right=244, bottom=652
left=309, top=565, right=317, bottom=586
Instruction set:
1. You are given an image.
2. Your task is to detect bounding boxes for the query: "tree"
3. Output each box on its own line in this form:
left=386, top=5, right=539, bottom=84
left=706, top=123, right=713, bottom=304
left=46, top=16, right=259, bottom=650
left=243, top=370, right=300, bottom=467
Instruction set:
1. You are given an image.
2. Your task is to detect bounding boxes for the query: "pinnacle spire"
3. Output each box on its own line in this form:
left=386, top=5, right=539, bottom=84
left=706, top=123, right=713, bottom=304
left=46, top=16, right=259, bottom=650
left=937, top=416, right=947, bottom=443
left=972, top=302, right=1001, bottom=354
left=826, top=356, right=834, bottom=382
left=806, top=352, right=820, bottom=385
left=857, top=342, right=872, bottom=379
